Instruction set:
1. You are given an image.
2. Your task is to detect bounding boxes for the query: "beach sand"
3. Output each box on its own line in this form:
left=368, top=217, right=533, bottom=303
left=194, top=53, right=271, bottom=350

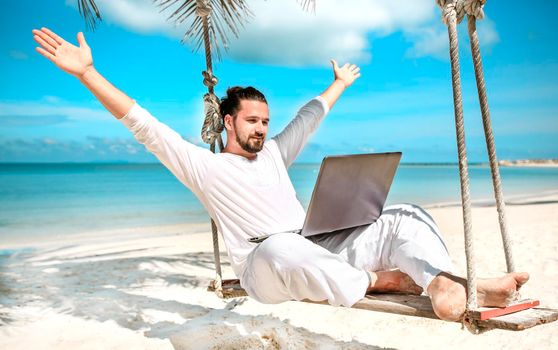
left=1, top=199, right=557, bottom=349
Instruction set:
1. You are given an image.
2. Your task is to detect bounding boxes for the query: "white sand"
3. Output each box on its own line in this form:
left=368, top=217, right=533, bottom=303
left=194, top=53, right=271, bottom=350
left=1, top=199, right=557, bottom=349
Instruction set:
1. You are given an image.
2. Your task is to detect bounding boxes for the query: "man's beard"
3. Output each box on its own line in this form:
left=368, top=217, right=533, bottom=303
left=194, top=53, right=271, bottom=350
left=236, top=133, right=265, bottom=153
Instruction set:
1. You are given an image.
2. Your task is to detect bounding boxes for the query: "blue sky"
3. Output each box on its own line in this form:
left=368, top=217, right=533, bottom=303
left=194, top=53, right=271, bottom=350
left=1, top=0, right=557, bottom=163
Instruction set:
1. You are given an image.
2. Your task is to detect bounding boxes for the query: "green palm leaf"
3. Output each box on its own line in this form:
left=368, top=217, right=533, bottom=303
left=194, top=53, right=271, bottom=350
left=78, top=0, right=102, bottom=30
left=155, top=0, right=253, bottom=60
left=298, top=0, right=316, bottom=12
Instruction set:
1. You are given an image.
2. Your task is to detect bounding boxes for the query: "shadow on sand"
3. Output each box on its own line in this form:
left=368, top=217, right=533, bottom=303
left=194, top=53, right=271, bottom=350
left=1, top=247, right=394, bottom=349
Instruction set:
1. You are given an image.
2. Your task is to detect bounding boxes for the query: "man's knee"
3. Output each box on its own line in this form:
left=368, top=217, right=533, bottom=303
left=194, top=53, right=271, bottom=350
left=384, top=203, right=438, bottom=231
left=245, top=233, right=316, bottom=304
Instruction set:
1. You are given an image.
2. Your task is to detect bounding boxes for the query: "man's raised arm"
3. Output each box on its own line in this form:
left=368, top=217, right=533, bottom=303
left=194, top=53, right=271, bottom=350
left=320, top=59, right=361, bottom=109
left=33, top=27, right=212, bottom=195
left=272, top=60, right=361, bottom=167
left=32, top=27, right=133, bottom=119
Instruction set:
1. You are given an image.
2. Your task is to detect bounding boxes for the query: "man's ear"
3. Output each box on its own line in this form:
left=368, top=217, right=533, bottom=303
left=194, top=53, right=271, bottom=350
left=224, top=114, right=233, bottom=131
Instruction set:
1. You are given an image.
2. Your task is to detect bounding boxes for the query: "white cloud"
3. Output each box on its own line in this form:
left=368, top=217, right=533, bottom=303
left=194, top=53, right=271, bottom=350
left=476, top=18, right=500, bottom=47
left=0, top=136, right=154, bottom=162
left=0, top=97, right=112, bottom=126
left=65, top=0, right=185, bottom=37
left=9, top=50, right=29, bottom=60
left=405, top=17, right=500, bottom=59
left=43, top=138, right=58, bottom=145
left=404, top=26, right=448, bottom=59
left=66, top=0, right=500, bottom=65
left=224, top=0, right=437, bottom=66
left=66, top=0, right=499, bottom=66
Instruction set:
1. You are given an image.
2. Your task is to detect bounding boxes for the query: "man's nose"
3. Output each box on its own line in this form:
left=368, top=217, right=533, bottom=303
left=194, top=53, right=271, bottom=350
left=255, top=121, right=265, bottom=134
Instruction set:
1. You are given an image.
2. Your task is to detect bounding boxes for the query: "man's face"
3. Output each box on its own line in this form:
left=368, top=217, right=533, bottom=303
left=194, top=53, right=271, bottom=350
left=229, top=99, right=269, bottom=154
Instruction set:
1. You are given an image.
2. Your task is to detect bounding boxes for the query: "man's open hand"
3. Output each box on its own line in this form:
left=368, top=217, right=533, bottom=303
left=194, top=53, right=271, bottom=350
left=330, top=59, right=361, bottom=88
left=33, top=27, right=93, bottom=79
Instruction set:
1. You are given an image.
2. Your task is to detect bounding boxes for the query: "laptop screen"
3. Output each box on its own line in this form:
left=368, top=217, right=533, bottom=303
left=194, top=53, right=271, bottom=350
left=301, top=152, right=401, bottom=237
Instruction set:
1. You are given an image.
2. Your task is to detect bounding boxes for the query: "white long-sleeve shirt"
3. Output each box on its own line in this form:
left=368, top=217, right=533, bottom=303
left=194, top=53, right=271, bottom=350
left=120, top=97, right=329, bottom=277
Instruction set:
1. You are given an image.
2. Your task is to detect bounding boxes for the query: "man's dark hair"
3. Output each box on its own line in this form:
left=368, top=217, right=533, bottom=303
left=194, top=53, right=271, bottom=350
left=219, top=86, right=267, bottom=119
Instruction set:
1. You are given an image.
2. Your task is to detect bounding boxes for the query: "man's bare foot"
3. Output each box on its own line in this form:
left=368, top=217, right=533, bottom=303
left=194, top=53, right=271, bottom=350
left=367, top=270, right=423, bottom=295
left=477, top=272, right=530, bottom=307
left=427, top=271, right=530, bottom=321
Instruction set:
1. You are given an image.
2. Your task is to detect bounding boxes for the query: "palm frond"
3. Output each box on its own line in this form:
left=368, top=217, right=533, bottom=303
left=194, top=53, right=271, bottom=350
left=298, top=0, right=316, bottom=13
left=154, top=0, right=253, bottom=61
left=77, top=0, right=102, bottom=30
left=75, top=0, right=317, bottom=60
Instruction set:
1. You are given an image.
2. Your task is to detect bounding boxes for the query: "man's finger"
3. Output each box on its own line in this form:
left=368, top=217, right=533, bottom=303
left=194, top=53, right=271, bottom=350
left=36, top=47, right=56, bottom=62
left=32, top=29, right=59, bottom=49
left=351, top=67, right=361, bottom=73
left=342, top=63, right=350, bottom=69
left=41, top=27, right=64, bottom=45
left=34, top=35, right=57, bottom=55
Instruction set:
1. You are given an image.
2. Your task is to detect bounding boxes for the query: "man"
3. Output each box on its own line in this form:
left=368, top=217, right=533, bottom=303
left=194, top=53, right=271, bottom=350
left=33, top=27, right=529, bottom=322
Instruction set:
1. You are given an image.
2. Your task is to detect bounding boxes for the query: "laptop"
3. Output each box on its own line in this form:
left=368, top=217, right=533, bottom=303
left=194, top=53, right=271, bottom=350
left=248, top=152, right=402, bottom=243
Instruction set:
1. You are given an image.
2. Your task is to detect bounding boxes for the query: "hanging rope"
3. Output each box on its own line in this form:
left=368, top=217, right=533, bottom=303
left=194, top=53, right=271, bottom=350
left=198, top=0, right=224, bottom=149
left=437, top=0, right=519, bottom=332
left=196, top=0, right=225, bottom=298
left=201, top=83, right=224, bottom=149
left=465, top=1, right=515, bottom=273
left=436, top=0, right=479, bottom=315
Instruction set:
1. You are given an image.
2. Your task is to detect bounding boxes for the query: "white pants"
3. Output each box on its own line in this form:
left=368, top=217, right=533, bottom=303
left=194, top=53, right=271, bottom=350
left=240, top=204, right=454, bottom=307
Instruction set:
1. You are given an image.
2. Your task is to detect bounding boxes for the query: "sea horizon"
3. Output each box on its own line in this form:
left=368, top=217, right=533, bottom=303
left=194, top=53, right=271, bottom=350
left=2, top=159, right=557, bottom=166
left=1, top=162, right=557, bottom=244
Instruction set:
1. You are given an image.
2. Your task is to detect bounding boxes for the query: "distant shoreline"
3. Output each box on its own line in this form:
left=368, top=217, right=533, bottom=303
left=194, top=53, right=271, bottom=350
left=498, top=159, right=558, bottom=168
left=422, top=190, right=558, bottom=209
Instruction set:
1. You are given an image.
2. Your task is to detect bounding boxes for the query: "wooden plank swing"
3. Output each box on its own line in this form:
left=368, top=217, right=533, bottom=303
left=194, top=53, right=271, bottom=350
left=208, top=279, right=558, bottom=332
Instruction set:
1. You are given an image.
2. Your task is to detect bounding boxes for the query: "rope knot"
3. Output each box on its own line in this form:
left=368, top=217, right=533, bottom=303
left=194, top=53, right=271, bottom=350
left=437, top=0, right=466, bottom=24
left=195, top=0, right=212, bottom=18
left=463, top=0, right=485, bottom=20
left=201, top=92, right=224, bottom=145
left=202, top=70, right=219, bottom=88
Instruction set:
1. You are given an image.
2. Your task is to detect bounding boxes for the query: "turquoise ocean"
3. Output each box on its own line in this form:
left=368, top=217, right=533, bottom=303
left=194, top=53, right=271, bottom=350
left=1, top=163, right=557, bottom=242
